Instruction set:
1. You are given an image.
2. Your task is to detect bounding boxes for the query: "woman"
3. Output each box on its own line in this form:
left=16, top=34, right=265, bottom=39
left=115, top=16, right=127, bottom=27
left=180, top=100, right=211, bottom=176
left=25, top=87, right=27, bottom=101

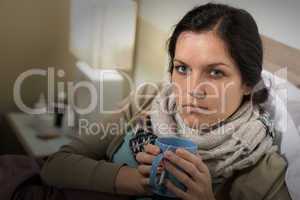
left=41, top=3, right=291, bottom=200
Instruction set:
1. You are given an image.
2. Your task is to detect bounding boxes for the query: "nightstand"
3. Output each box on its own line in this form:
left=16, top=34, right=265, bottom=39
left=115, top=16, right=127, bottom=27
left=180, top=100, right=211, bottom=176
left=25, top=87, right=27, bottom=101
left=6, top=113, right=75, bottom=158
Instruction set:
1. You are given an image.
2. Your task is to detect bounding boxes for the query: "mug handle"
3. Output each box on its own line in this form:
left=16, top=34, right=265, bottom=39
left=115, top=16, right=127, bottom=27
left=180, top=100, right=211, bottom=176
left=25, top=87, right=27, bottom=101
left=150, top=153, right=164, bottom=190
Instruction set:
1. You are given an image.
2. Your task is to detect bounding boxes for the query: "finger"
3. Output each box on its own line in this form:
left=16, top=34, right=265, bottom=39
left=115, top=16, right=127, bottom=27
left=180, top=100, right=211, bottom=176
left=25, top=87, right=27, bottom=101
left=176, top=148, right=209, bottom=174
left=141, top=178, right=153, bottom=196
left=136, top=152, right=156, bottom=164
left=164, top=160, right=194, bottom=187
left=164, top=151, right=201, bottom=180
left=138, top=164, right=164, bottom=176
left=144, top=144, right=160, bottom=155
left=137, top=165, right=151, bottom=176
left=141, top=177, right=150, bottom=186
left=165, top=180, right=189, bottom=200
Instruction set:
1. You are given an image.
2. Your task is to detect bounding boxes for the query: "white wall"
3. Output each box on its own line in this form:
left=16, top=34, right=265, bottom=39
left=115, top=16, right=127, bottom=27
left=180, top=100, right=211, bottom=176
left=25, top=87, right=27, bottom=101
left=70, top=0, right=137, bottom=71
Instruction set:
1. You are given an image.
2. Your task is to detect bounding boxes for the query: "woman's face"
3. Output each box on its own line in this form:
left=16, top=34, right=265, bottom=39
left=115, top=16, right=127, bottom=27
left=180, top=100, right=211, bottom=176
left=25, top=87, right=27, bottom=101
left=171, top=31, right=250, bottom=129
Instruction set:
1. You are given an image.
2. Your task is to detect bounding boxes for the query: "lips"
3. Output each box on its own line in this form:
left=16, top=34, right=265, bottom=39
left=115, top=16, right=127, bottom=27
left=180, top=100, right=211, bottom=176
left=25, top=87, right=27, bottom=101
left=181, top=104, right=209, bottom=114
left=182, top=104, right=208, bottom=110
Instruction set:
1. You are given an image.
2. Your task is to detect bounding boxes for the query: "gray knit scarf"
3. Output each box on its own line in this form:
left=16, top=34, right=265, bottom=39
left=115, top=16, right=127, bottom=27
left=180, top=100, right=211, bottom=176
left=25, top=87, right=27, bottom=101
left=149, top=75, right=277, bottom=186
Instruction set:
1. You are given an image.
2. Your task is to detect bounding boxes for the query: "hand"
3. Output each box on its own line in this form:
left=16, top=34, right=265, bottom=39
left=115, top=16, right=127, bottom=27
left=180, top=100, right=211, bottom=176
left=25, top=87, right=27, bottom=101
left=115, top=144, right=161, bottom=196
left=115, top=165, right=151, bottom=196
left=135, top=144, right=162, bottom=189
left=163, top=149, right=216, bottom=200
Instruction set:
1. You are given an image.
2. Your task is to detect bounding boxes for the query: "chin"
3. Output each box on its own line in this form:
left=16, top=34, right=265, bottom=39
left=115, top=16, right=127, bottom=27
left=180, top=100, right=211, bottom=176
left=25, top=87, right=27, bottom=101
left=181, top=113, right=202, bottom=128
left=180, top=112, right=216, bottom=129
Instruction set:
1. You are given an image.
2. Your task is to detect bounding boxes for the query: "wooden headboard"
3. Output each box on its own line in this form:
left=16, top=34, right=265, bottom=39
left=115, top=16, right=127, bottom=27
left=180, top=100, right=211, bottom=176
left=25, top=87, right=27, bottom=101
left=261, top=35, right=300, bottom=87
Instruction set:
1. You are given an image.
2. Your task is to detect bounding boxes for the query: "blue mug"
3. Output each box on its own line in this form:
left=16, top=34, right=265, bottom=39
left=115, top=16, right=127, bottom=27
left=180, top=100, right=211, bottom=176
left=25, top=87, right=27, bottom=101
left=149, top=137, right=198, bottom=198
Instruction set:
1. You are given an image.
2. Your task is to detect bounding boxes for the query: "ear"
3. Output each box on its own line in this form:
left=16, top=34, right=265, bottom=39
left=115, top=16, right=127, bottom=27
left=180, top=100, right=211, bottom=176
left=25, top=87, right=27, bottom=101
left=242, top=84, right=252, bottom=96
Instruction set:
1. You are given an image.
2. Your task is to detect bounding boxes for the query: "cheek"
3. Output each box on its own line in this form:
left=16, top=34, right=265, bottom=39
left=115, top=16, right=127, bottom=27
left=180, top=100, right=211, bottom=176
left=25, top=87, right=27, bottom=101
left=172, top=74, right=186, bottom=100
left=218, top=81, right=244, bottom=112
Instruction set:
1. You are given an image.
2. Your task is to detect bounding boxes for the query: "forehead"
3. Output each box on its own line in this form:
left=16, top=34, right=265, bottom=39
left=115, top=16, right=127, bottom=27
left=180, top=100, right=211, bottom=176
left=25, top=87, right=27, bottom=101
left=175, top=31, right=235, bottom=67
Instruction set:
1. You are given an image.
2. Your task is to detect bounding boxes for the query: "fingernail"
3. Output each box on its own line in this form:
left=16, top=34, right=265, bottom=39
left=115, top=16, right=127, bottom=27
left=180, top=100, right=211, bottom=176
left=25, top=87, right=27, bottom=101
left=164, top=151, right=171, bottom=158
left=157, top=166, right=163, bottom=173
left=176, top=148, right=184, bottom=154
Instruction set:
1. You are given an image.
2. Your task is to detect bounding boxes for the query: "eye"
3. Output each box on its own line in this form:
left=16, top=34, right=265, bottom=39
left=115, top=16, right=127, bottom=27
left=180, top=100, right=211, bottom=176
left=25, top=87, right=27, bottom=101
left=174, top=65, right=191, bottom=75
left=209, top=68, right=225, bottom=78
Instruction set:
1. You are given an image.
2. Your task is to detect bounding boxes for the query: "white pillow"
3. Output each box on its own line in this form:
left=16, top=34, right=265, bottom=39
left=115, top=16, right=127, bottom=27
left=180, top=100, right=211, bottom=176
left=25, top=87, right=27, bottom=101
left=262, top=69, right=300, bottom=200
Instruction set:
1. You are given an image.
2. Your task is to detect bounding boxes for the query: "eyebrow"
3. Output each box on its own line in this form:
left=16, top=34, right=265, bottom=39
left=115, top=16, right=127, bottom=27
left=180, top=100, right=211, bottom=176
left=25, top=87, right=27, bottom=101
left=173, top=59, right=231, bottom=69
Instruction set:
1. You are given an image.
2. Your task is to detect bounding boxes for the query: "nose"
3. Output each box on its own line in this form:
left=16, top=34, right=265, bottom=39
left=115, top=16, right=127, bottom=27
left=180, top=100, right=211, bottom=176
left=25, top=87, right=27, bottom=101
left=186, top=72, right=206, bottom=96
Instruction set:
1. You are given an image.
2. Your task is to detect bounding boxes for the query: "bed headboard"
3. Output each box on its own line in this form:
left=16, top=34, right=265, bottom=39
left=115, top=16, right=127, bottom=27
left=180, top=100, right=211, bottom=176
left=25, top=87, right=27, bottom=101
left=261, top=35, right=300, bottom=87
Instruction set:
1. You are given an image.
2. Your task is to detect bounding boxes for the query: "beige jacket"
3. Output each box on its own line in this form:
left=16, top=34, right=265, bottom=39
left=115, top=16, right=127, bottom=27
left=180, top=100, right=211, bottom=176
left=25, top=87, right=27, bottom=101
left=41, top=83, right=291, bottom=200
